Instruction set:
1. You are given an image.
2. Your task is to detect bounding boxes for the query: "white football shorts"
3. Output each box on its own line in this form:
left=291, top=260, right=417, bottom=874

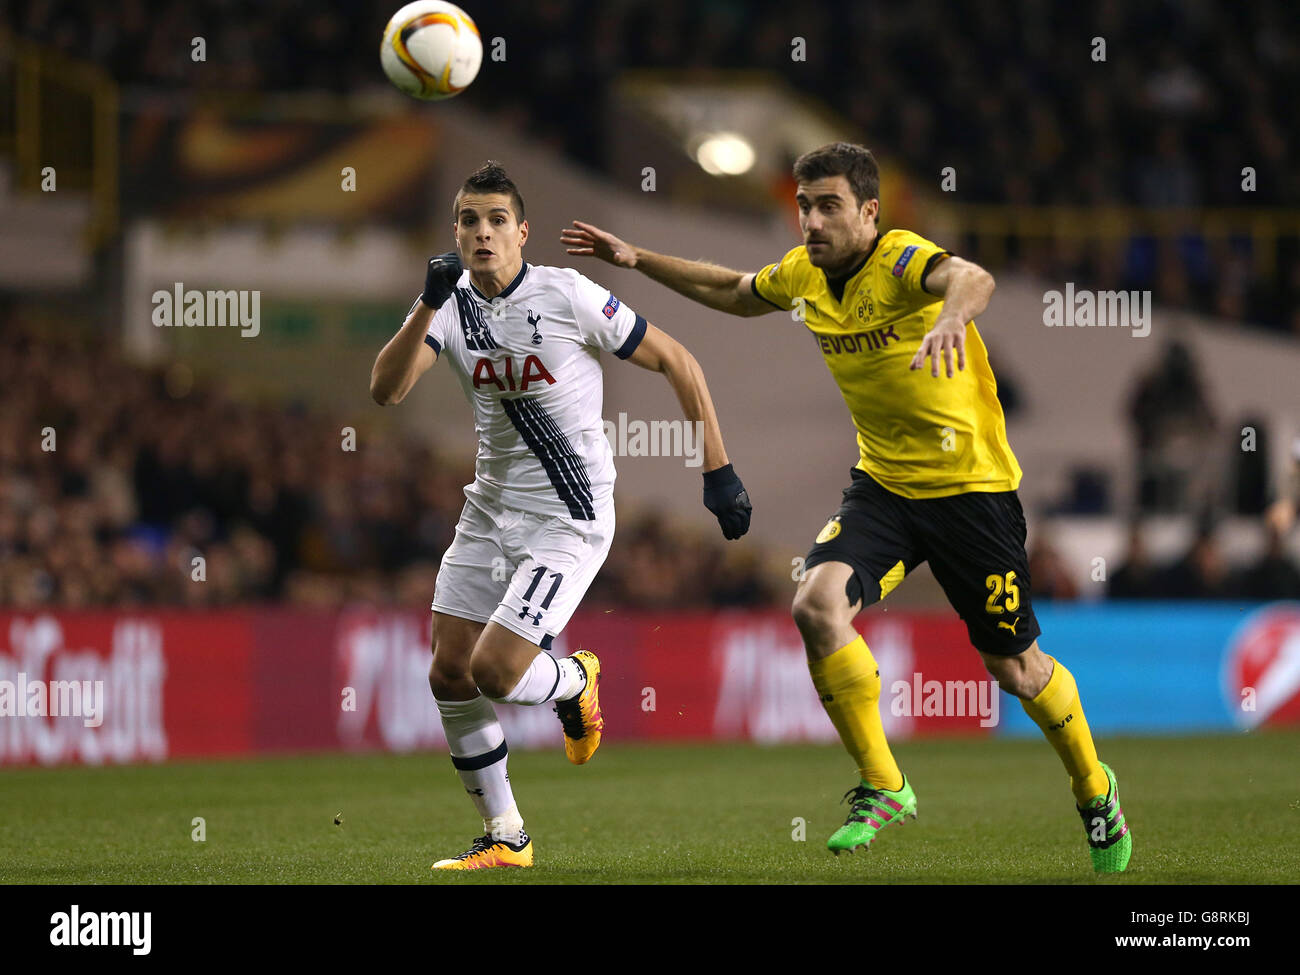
left=431, top=493, right=615, bottom=647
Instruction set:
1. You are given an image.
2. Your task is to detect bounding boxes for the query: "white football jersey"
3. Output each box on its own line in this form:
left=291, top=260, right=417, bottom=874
left=423, top=262, right=647, bottom=520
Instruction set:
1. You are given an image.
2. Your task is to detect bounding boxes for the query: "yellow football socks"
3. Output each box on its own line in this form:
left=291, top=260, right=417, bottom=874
left=1020, top=656, right=1109, bottom=805
left=809, top=636, right=904, bottom=792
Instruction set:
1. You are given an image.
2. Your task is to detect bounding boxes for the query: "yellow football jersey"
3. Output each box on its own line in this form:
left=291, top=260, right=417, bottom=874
left=753, top=228, right=1021, bottom=499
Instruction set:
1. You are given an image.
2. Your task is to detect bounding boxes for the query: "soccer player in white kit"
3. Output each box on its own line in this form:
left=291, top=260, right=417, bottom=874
left=370, top=162, right=752, bottom=870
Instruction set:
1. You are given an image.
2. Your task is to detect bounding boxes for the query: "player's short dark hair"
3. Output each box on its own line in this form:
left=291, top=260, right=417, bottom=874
left=455, top=161, right=526, bottom=223
left=793, top=143, right=880, bottom=208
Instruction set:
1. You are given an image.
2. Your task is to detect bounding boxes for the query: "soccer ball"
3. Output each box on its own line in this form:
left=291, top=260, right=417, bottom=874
left=380, top=1, right=482, bottom=100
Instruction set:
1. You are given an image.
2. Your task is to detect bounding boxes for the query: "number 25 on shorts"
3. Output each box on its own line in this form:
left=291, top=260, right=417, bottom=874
left=984, top=571, right=1020, bottom=615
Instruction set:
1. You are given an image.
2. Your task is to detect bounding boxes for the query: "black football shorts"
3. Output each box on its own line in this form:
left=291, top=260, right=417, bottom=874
left=804, top=468, right=1041, bottom=656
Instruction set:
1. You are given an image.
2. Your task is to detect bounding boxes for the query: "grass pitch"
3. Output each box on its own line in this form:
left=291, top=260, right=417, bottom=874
left=1, top=731, right=1296, bottom=884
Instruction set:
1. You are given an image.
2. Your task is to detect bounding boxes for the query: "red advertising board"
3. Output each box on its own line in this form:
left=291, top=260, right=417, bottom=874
left=0, top=607, right=997, bottom=767
left=0, top=612, right=248, bottom=765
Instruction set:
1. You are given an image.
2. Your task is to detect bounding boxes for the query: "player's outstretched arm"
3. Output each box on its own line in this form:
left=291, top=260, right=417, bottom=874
left=562, top=220, right=772, bottom=318
left=625, top=322, right=752, bottom=540
left=371, top=301, right=436, bottom=405
left=371, top=251, right=460, bottom=405
left=908, top=255, right=996, bottom=378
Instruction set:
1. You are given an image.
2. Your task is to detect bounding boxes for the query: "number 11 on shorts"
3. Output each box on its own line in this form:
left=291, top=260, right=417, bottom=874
left=519, top=564, right=563, bottom=626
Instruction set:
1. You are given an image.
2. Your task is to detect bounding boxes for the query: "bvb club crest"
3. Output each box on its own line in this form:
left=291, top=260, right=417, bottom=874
left=816, top=516, right=843, bottom=544
left=854, top=291, right=874, bottom=323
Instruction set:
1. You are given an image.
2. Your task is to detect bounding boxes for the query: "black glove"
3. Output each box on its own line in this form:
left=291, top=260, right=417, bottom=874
left=421, top=251, right=462, bottom=309
left=702, top=463, right=752, bottom=540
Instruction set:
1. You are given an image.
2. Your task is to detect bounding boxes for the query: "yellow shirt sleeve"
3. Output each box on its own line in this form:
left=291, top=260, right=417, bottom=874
left=752, top=246, right=805, bottom=310
left=889, top=234, right=951, bottom=297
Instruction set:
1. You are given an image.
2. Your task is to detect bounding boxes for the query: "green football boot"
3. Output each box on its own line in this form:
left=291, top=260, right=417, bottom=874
left=827, top=775, right=918, bottom=854
left=1077, top=761, right=1132, bottom=873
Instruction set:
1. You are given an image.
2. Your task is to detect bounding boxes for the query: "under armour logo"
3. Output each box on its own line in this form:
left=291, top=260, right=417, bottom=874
left=518, top=606, right=543, bottom=626
left=467, top=319, right=488, bottom=342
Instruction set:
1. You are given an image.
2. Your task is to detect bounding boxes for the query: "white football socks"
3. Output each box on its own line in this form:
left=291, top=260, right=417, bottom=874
left=437, top=653, right=587, bottom=846
left=496, top=651, right=586, bottom=705
left=484, top=807, right=526, bottom=845
left=434, top=694, right=518, bottom=834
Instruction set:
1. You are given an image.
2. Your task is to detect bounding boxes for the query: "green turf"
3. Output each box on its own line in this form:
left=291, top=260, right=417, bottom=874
left=1, top=732, right=1296, bottom=884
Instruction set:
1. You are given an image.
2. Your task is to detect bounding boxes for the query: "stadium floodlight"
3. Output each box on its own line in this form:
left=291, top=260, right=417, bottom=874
left=693, top=132, right=756, bottom=176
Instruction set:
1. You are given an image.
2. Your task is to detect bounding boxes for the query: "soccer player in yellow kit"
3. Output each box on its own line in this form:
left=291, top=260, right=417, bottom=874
left=563, top=142, right=1131, bottom=872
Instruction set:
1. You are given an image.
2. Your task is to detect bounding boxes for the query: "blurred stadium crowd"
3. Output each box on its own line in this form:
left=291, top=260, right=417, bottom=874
left=1029, top=522, right=1300, bottom=603
left=5, top=1, right=1297, bottom=609
left=0, top=314, right=774, bottom=609
left=10, top=0, right=1300, bottom=335
left=5, top=304, right=1292, bottom=609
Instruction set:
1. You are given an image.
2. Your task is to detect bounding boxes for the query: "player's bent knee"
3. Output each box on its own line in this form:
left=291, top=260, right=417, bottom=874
left=791, top=584, right=852, bottom=641
left=429, top=652, right=474, bottom=699
left=429, top=613, right=483, bottom=698
left=469, top=652, right=513, bottom=700
left=981, top=646, right=1048, bottom=699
